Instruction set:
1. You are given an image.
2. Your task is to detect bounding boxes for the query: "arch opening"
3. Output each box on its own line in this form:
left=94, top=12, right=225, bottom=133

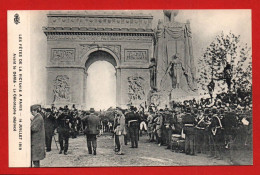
left=85, top=51, right=117, bottom=110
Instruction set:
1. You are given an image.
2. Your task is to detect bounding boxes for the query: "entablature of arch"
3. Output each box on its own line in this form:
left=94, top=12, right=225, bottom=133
left=43, top=30, right=154, bottom=43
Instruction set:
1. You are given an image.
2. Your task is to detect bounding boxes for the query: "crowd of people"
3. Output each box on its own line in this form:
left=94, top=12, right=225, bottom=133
left=30, top=91, right=252, bottom=167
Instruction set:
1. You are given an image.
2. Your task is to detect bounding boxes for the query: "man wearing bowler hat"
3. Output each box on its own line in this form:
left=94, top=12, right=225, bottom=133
left=83, top=108, right=100, bottom=155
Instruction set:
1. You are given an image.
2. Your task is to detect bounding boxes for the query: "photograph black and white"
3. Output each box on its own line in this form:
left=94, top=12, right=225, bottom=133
left=9, top=10, right=253, bottom=167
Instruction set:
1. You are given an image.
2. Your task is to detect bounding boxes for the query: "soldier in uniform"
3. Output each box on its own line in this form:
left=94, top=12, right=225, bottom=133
left=154, top=109, right=163, bottom=146
left=147, top=107, right=155, bottom=142
left=70, top=110, right=78, bottom=138
left=195, top=107, right=207, bottom=154
left=125, top=106, right=140, bottom=148
left=222, top=105, right=238, bottom=162
left=83, top=108, right=100, bottom=155
left=163, top=109, right=174, bottom=149
left=208, top=107, right=223, bottom=159
left=56, top=107, right=72, bottom=155
left=182, top=107, right=196, bottom=155
left=44, top=108, right=56, bottom=152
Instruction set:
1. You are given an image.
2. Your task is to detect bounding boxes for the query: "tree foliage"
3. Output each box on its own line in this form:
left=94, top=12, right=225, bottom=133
left=197, top=32, right=252, bottom=96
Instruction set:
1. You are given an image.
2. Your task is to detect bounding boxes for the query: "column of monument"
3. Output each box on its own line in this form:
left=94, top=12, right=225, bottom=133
left=155, top=19, right=167, bottom=90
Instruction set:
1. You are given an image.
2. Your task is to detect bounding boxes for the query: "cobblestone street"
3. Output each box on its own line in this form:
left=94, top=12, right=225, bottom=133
left=41, top=133, right=234, bottom=167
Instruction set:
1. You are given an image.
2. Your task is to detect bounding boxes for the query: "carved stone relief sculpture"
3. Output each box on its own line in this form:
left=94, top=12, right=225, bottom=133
left=127, top=76, right=145, bottom=103
left=51, top=49, right=75, bottom=62
left=53, top=75, right=70, bottom=102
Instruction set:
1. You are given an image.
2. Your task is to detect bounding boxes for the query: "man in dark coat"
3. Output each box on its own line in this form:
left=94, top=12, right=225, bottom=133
left=44, top=108, right=56, bottom=152
left=163, top=109, right=174, bottom=149
left=222, top=106, right=238, bottom=162
left=125, top=106, right=140, bottom=148
left=57, top=107, right=72, bottom=155
left=83, top=108, right=100, bottom=155
left=31, top=104, right=45, bottom=167
left=182, top=107, right=196, bottom=155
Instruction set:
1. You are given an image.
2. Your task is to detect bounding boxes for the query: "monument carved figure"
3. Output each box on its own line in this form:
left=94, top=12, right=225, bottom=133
left=127, top=76, right=145, bottom=103
left=167, top=53, right=183, bottom=89
left=149, top=57, right=157, bottom=90
left=156, top=10, right=197, bottom=93
left=53, top=75, right=70, bottom=102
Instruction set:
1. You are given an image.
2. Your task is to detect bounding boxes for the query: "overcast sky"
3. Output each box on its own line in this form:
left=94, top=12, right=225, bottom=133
left=30, top=10, right=251, bottom=109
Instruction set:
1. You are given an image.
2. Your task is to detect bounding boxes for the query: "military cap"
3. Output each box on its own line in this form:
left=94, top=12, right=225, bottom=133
left=30, top=104, right=41, bottom=112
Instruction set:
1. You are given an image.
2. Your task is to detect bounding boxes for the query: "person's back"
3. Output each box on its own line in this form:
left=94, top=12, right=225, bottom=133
left=85, top=113, right=100, bottom=135
left=126, top=111, right=138, bottom=122
left=182, top=113, right=195, bottom=125
left=84, top=108, right=100, bottom=155
left=125, top=107, right=139, bottom=148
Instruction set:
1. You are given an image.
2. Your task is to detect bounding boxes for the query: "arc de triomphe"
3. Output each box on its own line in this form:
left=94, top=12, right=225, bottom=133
left=43, top=12, right=154, bottom=108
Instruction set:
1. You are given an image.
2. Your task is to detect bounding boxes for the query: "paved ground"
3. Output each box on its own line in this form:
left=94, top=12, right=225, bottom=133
left=40, top=133, right=251, bottom=167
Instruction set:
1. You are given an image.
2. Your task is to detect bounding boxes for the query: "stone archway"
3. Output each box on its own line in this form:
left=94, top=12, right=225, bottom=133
left=82, top=49, right=121, bottom=108
left=44, top=13, right=154, bottom=108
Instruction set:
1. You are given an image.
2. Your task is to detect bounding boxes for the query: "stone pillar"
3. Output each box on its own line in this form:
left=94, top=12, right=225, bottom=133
left=116, top=66, right=121, bottom=107
left=82, top=71, right=88, bottom=109
left=155, top=23, right=167, bottom=90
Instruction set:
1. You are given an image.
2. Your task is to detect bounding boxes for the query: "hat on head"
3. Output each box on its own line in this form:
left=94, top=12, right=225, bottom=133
left=130, top=106, right=135, bottom=111
left=212, top=106, right=217, bottom=114
left=31, top=104, right=41, bottom=112
left=90, top=108, right=95, bottom=113
left=186, top=107, right=191, bottom=113
left=46, top=108, right=52, bottom=113
left=59, top=107, right=64, bottom=111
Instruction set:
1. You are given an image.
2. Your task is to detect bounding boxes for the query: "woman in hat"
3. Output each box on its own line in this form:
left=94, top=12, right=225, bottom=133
left=30, top=104, right=46, bottom=167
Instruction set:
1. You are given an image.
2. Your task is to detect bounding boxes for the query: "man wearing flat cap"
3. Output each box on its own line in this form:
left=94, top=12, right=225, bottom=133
left=83, top=108, right=100, bottom=155
left=30, top=104, right=45, bottom=167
